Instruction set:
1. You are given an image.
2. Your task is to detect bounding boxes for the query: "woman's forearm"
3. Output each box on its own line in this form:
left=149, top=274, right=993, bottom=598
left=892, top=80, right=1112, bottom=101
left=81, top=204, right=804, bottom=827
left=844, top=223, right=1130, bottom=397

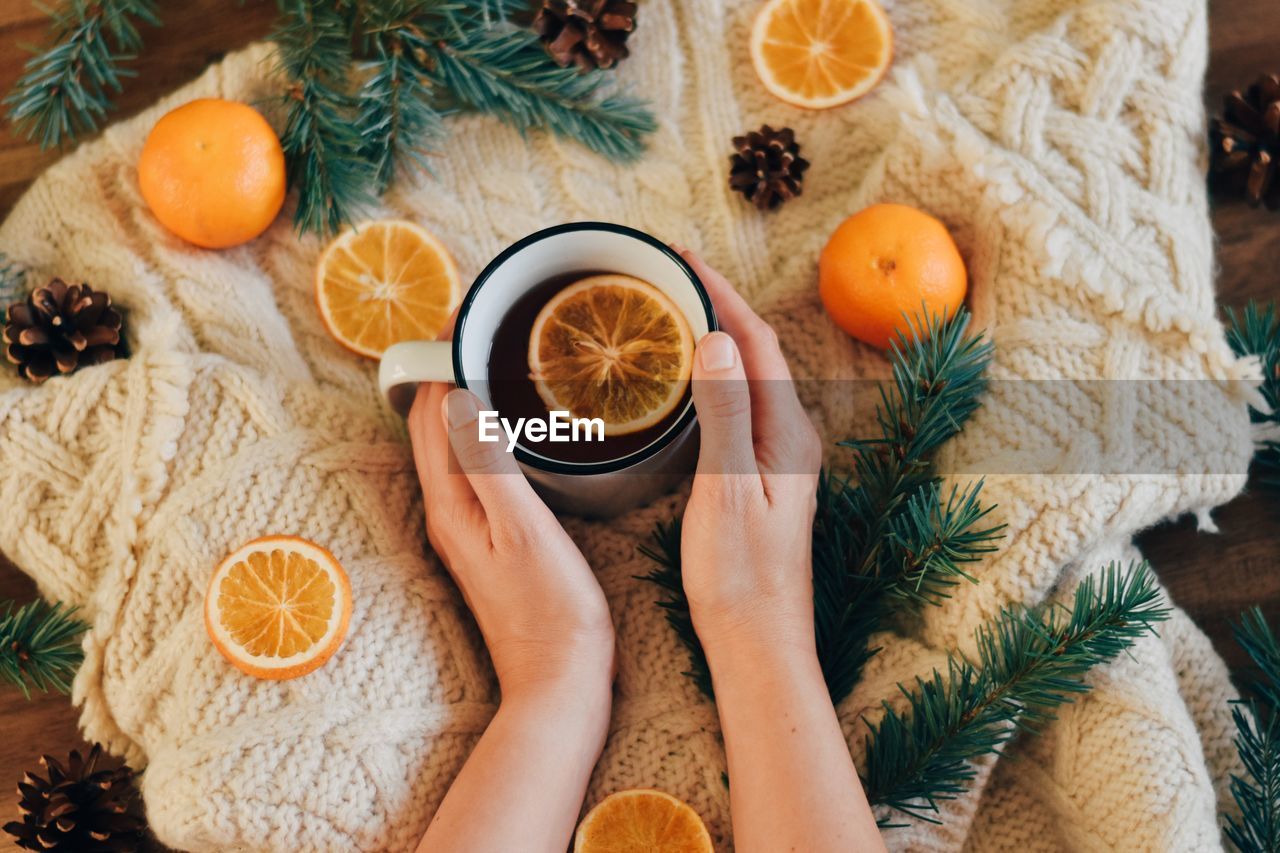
left=417, top=672, right=611, bottom=852
left=705, top=632, right=886, bottom=853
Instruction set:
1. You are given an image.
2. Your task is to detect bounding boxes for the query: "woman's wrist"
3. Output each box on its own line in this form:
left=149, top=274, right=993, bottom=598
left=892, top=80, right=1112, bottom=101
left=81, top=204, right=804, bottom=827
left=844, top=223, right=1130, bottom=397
left=691, top=597, right=816, bottom=666
left=498, top=663, right=614, bottom=756
left=497, top=640, right=615, bottom=713
left=702, top=630, right=830, bottom=730
left=699, top=622, right=822, bottom=706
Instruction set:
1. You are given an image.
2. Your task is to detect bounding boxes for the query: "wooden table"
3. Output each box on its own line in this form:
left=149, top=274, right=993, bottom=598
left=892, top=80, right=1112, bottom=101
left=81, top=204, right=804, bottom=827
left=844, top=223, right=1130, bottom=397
left=0, top=1, right=1276, bottom=848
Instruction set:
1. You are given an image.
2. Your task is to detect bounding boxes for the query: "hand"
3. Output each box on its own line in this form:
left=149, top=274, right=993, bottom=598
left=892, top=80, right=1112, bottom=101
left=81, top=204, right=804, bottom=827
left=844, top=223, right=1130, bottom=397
left=673, top=250, right=884, bottom=853
left=408, top=321, right=616, bottom=853
left=407, top=351, right=615, bottom=700
left=675, top=248, right=823, bottom=658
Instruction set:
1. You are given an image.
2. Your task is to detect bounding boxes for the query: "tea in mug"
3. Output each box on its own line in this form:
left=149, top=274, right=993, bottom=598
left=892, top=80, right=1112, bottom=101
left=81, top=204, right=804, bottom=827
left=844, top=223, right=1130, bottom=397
left=487, top=272, right=694, bottom=464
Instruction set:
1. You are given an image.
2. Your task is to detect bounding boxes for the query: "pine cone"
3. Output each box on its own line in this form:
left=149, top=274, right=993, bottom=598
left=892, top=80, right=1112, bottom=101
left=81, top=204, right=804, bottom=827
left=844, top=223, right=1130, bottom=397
left=533, top=0, right=637, bottom=70
left=1210, top=72, right=1280, bottom=209
left=728, top=125, right=810, bottom=211
left=3, top=744, right=144, bottom=852
left=3, top=278, right=124, bottom=384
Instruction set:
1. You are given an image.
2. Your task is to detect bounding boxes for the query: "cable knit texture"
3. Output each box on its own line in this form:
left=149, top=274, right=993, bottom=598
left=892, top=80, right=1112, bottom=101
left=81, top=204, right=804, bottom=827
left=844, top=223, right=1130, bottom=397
left=0, top=0, right=1261, bottom=849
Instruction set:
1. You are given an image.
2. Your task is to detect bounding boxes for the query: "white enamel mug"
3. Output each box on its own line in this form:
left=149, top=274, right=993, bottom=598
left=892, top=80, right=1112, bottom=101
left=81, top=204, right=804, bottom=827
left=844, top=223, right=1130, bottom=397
left=379, top=221, right=718, bottom=517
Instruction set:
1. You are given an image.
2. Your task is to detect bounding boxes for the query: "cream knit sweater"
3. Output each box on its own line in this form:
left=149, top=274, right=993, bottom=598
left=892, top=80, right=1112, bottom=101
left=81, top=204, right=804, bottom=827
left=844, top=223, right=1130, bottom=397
left=0, top=0, right=1262, bottom=849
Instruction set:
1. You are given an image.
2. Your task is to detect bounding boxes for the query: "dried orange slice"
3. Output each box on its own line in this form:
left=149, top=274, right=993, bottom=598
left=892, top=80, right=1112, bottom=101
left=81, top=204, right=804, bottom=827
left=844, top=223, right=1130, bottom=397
left=315, top=219, right=461, bottom=359
left=204, top=536, right=352, bottom=680
left=750, top=0, right=893, bottom=110
left=528, top=275, right=693, bottom=437
left=574, top=789, right=713, bottom=853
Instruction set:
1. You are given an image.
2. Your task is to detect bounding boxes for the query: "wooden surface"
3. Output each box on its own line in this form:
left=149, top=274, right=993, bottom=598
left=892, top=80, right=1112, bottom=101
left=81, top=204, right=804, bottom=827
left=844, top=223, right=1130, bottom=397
left=0, top=0, right=1277, bottom=848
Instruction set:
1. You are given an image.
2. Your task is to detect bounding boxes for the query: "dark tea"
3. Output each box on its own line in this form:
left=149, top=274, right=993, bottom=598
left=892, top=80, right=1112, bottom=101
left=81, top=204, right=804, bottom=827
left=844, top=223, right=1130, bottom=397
left=486, top=272, right=692, bottom=465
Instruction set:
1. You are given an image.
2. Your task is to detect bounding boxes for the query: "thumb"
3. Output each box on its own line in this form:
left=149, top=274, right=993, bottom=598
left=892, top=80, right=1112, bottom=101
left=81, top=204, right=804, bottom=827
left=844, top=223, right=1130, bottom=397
left=691, top=332, right=758, bottom=477
left=441, top=388, right=549, bottom=523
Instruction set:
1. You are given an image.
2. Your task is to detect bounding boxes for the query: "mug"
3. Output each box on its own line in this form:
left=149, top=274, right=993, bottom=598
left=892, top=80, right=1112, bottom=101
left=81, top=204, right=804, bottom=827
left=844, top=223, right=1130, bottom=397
left=379, top=221, right=718, bottom=517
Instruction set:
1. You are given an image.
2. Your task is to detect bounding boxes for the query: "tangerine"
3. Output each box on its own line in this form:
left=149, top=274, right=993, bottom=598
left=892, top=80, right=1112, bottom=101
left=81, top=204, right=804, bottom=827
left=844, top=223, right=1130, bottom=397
left=818, top=203, right=967, bottom=349
left=138, top=98, right=286, bottom=249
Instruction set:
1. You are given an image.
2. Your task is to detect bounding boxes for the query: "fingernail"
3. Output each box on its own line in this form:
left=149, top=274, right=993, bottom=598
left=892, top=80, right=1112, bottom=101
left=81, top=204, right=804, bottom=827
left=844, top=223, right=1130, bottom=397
left=699, top=332, right=737, bottom=372
left=442, top=389, right=480, bottom=430
left=669, top=242, right=687, bottom=255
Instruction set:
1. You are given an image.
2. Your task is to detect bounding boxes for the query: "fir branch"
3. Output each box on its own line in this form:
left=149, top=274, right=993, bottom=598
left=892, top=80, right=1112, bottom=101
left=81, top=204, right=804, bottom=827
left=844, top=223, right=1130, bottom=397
left=1226, top=302, right=1280, bottom=483
left=8, top=0, right=656, bottom=234
left=273, top=0, right=374, bottom=235
left=355, top=0, right=446, bottom=192
left=425, top=27, right=655, bottom=162
left=840, top=311, right=995, bottom=579
left=356, top=39, right=443, bottom=192
left=818, top=311, right=999, bottom=700
left=811, top=469, right=886, bottom=703
left=1237, top=608, right=1280, bottom=711
left=882, top=481, right=1003, bottom=607
left=5, top=0, right=160, bottom=148
left=1225, top=608, right=1280, bottom=852
left=862, top=562, right=1169, bottom=824
left=1218, top=312, right=1280, bottom=850
left=636, top=519, right=715, bottom=698
left=1226, top=704, right=1280, bottom=853
left=0, top=600, right=87, bottom=699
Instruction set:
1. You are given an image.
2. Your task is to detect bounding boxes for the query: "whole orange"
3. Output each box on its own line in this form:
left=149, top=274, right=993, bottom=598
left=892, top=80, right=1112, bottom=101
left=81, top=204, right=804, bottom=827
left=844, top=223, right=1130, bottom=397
left=818, top=203, right=968, bottom=349
left=137, top=98, right=286, bottom=249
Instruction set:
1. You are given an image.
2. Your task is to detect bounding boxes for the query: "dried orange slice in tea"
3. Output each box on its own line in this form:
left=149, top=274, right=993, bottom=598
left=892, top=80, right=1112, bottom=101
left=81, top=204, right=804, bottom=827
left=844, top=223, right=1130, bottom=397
left=750, top=0, right=893, bottom=109
left=204, top=536, right=352, bottom=680
left=315, top=219, right=461, bottom=359
left=574, top=789, right=713, bottom=853
left=528, top=274, right=693, bottom=437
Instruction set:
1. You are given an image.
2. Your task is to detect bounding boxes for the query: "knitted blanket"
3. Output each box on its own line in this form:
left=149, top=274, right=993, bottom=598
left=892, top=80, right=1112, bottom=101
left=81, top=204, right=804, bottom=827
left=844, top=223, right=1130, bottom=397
left=0, top=0, right=1261, bottom=849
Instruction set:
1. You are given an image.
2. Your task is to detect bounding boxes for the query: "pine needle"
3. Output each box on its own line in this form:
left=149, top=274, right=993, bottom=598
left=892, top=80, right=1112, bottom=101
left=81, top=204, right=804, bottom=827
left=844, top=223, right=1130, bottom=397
left=357, top=35, right=444, bottom=192
left=883, top=480, right=1003, bottom=607
left=273, top=0, right=376, bottom=235
left=354, top=0, right=450, bottom=192
left=1225, top=608, right=1280, bottom=852
left=863, top=562, right=1169, bottom=824
left=1227, top=704, right=1280, bottom=853
left=4, top=0, right=160, bottom=148
left=839, top=309, right=995, bottom=579
left=1219, top=305, right=1280, bottom=850
left=0, top=600, right=87, bottom=699
left=8, top=0, right=656, bottom=235
left=426, top=27, right=655, bottom=163
left=636, top=518, right=714, bottom=698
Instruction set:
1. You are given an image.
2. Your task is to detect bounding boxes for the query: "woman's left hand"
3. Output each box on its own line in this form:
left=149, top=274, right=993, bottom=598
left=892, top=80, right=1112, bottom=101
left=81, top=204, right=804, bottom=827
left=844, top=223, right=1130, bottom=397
left=409, top=378, right=615, bottom=698
left=408, top=330, right=616, bottom=853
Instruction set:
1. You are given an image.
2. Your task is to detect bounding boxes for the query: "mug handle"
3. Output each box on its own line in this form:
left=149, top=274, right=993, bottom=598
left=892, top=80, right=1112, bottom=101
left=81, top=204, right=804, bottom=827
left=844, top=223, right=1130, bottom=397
left=379, top=340, right=455, bottom=415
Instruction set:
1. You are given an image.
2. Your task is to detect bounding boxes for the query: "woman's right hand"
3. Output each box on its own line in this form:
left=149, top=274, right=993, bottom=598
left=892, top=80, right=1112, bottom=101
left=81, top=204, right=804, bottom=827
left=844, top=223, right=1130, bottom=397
left=674, top=247, right=886, bottom=853
left=674, top=248, right=824, bottom=658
